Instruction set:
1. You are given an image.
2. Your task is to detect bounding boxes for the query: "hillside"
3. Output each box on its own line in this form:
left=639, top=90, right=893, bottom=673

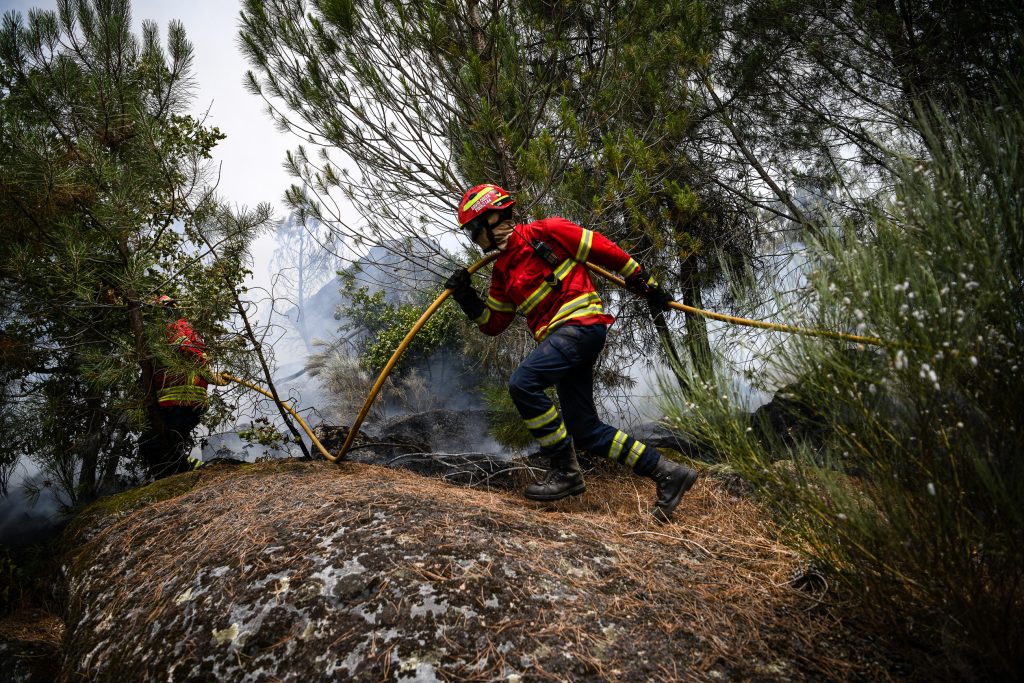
left=31, top=459, right=910, bottom=681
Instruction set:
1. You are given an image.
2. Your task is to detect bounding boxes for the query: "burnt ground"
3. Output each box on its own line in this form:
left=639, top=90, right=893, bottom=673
left=33, top=458, right=918, bottom=682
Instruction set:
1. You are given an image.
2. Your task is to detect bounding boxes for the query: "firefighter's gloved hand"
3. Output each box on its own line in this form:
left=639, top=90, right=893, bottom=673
left=645, top=283, right=674, bottom=312
left=445, top=267, right=472, bottom=293
left=445, top=268, right=486, bottom=320
left=625, top=269, right=674, bottom=312
left=624, top=268, right=655, bottom=296
left=209, top=372, right=230, bottom=386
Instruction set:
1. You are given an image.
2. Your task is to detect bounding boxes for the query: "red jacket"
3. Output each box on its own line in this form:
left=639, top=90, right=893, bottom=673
left=154, top=317, right=209, bottom=408
left=476, top=217, right=642, bottom=341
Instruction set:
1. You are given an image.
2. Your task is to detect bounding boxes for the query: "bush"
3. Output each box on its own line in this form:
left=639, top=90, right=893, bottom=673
left=662, top=99, right=1024, bottom=678
left=478, top=378, right=535, bottom=450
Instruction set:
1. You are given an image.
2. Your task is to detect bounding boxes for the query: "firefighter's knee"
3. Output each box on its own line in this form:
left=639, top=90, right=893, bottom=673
left=508, top=367, right=537, bottom=405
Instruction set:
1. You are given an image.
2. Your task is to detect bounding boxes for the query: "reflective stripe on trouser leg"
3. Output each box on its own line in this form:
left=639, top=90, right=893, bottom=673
left=604, top=430, right=659, bottom=473
left=523, top=405, right=571, bottom=451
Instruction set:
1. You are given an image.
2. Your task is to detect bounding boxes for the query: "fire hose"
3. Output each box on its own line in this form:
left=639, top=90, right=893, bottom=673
left=332, top=254, right=884, bottom=460
left=220, top=373, right=335, bottom=461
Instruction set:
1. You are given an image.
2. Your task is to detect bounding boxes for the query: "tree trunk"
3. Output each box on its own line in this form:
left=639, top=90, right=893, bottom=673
left=679, top=257, right=714, bottom=383
left=117, top=238, right=166, bottom=446
left=76, top=396, right=103, bottom=503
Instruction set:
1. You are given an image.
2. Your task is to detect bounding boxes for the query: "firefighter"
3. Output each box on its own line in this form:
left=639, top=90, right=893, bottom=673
left=446, top=184, right=698, bottom=523
left=138, top=295, right=213, bottom=479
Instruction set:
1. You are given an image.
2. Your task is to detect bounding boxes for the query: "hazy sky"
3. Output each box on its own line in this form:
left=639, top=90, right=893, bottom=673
left=2, top=0, right=299, bottom=288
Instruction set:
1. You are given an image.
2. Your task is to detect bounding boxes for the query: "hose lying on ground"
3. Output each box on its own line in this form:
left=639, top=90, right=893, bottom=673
left=334, top=252, right=501, bottom=461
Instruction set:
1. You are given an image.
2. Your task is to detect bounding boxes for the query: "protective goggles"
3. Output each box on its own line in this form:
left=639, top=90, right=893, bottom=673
left=465, top=210, right=506, bottom=242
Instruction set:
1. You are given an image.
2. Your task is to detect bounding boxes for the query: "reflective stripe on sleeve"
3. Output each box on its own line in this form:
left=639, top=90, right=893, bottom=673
left=158, top=385, right=208, bottom=404
left=575, top=230, right=594, bottom=263
left=474, top=308, right=492, bottom=325
left=487, top=295, right=516, bottom=312
left=618, top=258, right=641, bottom=278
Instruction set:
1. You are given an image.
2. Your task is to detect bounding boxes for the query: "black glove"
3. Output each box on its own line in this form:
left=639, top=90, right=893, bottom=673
left=645, top=283, right=674, bottom=312
left=445, top=268, right=486, bottom=320
left=625, top=268, right=674, bottom=312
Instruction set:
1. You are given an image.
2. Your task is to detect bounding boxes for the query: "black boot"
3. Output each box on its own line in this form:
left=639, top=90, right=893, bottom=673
left=648, top=457, right=698, bottom=523
left=524, top=449, right=586, bottom=501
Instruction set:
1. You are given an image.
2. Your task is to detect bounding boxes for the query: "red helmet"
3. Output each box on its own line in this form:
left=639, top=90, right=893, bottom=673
left=153, top=294, right=177, bottom=307
left=457, top=183, right=515, bottom=227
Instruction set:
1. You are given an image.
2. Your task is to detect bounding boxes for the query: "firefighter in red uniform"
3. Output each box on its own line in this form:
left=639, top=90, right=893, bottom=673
left=139, top=295, right=212, bottom=479
left=446, top=184, right=698, bottom=522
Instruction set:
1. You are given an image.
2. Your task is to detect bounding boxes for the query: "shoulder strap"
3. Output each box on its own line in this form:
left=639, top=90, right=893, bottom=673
left=529, top=239, right=568, bottom=291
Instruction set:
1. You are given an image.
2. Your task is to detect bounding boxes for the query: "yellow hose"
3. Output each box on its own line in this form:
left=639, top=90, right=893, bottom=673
left=221, top=373, right=335, bottom=461
left=583, top=263, right=886, bottom=347
left=334, top=252, right=500, bottom=461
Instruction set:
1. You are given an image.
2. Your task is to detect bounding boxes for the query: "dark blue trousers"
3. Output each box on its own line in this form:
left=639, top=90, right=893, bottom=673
left=508, top=323, right=660, bottom=475
left=139, top=405, right=203, bottom=479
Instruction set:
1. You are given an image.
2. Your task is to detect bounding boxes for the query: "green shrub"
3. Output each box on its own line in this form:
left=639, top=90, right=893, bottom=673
left=479, top=378, right=535, bottom=451
left=662, top=99, right=1023, bottom=678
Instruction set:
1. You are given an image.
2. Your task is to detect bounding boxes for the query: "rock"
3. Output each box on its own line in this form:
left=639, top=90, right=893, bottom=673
left=55, top=461, right=907, bottom=681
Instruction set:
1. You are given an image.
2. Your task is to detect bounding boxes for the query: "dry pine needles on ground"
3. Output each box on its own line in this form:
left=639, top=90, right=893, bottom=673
left=56, top=460, right=905, bottom=681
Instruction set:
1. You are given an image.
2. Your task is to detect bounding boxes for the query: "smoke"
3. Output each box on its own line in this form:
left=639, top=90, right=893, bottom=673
left=0, top=460, right=65, bottom=546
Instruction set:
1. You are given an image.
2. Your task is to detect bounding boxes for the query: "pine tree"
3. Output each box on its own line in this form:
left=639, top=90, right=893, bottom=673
left=240, top=0, right=760, bottom=387
left=0, top=1, right=264, bottom=504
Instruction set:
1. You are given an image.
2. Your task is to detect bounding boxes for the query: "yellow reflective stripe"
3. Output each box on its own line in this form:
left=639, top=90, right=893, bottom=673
left=537, top=423, right=568, bottom=447
left=535, top=305, right=605, bottom=341
left=534, top=292, right=604, bottom=341
left=487, top=295, right=515, bottom=312
left=158, top=385, right=206, bottom=397
left=552, top=258, right=575, bottom=280
left=158, top=386, right=208, bottom=402
left=619, top=258, right=641, bottom=278
left=519, top=280, right=551, bottom=315
left=551, top=292, right=602, bottom=325
left=474, top=308, right=491, bottom=325
left=463, top=187, right=493, bottom=211
left=607, top=431, right=628, bottom=462
left=519, top=259, right=576, bottom=315
left=625, top=440, right=647, bottom=467
left=525, top=405, right=559, bottom=429
left=575, top=229, right=593, bottom=263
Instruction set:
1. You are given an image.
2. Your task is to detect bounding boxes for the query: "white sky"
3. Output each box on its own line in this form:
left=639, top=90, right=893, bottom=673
left=2, top=0, right=297, bottom=291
